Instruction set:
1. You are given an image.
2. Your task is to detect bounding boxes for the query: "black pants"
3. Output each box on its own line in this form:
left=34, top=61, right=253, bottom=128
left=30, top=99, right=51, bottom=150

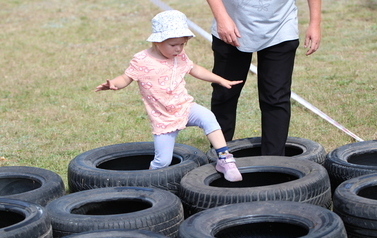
left=211, top=36, right=299, bottom=155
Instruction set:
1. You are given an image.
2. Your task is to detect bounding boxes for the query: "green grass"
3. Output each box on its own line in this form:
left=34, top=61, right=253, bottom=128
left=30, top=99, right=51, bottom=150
left=1, top=0, right=376, bottom=187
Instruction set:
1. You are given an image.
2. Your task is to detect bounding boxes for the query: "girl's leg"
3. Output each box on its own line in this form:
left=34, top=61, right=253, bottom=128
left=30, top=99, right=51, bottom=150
left=186, top=103, right=226, bottom=149
left=187, top=103, right=242, bottom=181
left=150, top=131, right=178, bottom=169
left=206, top=129, right=227, bottom=150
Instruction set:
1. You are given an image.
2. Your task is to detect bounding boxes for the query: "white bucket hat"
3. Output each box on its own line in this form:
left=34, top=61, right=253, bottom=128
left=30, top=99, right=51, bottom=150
left=147, top=10, right=195, bottom=42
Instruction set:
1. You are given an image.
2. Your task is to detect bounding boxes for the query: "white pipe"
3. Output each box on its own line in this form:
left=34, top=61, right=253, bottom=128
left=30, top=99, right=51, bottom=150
left=149, top=0, right=364, bottom=142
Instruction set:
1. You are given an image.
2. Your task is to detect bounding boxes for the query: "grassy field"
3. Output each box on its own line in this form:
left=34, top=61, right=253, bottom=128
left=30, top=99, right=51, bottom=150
left=1, top=0, right=376, bottom=186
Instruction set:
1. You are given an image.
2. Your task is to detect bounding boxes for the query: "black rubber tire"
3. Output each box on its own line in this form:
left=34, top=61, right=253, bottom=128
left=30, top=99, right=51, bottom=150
left=178, top=156, right=332, bottom=216
left=62, top=229, right=168, bottom=238
left=0, top=198, right=53, bottom=238
left=68, top=142, right=208, bottom=195
left=178, top=201, right=347, bottom=238
left=333, top=173, right=377, bottom=237
left=206, top=136, right=326, bottom=164
left=46, top=186, right=184, bottom=238
left=0, top=166, right=65, bottom=206
left=324, top=140, right=377, bottom=193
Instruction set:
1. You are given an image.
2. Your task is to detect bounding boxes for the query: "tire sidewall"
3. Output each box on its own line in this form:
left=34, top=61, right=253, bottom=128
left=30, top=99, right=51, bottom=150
left=324, top=140, right=377, bottom=191
left=325, top=140, right=377, bottom=170
left=178, top=201, right=346, bottom=238
left=179, top=156, right=331, bottom=214
left=206, top=137, right=326, bottom=164
left=0, top=166, right=65, bottom=206
left=0, top=198, right=52, bottom=238
left=61, top=229, right=168, bottom=238
left=68, top=142, right=208, bottom=194
left=333, top=173, right=377, bottom=223
left=46, top=186, right=183, bottom=237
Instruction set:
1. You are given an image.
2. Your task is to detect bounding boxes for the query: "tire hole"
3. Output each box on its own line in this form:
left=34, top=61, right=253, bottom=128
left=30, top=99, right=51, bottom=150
left=214, top=221, right=309, bottom=238
left=210, top=172, right=299, bottom=188
left=71, top=198, right=153, bottom=215
left=97, top=155, right=181, bottom=170
left=348, top=151, right=377, bottom=166
left=357, top=185, right=377, bottom=200
left=0, top=178, right=42, bottom=195
left=0, top=210, right=25, bottom=228
left=232, top=145, right=303, bottom=158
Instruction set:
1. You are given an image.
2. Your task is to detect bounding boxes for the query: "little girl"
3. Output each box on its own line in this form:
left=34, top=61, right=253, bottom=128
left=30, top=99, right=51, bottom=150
left=95, top=10, right=242, bottom=182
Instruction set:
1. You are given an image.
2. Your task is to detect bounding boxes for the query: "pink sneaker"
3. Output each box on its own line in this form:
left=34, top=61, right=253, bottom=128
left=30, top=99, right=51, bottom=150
left=216, top=153, right=243, bottom=182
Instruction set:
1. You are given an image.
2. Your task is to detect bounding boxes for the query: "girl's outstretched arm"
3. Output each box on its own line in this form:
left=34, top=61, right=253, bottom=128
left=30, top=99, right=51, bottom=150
left=189, top=64, right=242, bottom=89
left=95, top=74, right=133, bottom=92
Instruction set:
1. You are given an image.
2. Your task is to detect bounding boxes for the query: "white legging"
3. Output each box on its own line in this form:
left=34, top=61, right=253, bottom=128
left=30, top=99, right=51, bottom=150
left=150, top=103, right=221, bottom=169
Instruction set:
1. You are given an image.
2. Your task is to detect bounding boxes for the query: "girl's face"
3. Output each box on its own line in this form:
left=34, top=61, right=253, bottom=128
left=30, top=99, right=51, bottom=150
left=155, top=37, right=189, bottom=59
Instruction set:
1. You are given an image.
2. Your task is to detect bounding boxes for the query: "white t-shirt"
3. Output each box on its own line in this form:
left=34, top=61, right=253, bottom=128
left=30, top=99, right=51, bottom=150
left=211, top=0, right=299, bottom=52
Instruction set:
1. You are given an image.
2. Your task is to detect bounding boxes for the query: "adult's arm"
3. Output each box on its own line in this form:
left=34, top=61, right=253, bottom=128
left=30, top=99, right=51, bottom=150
left=206, top=0, right=241, bottom=46
left=305, top=0, right=322, bottom=55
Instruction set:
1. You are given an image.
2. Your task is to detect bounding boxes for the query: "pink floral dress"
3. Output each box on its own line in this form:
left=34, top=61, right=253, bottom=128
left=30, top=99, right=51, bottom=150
left=125, top=49, right=194, bottom=135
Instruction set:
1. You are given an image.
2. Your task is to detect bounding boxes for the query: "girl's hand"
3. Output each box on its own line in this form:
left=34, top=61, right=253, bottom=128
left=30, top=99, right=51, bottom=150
left=221, top=80, right=243, bottom=89
left=95, top=79, right=118, bottom=92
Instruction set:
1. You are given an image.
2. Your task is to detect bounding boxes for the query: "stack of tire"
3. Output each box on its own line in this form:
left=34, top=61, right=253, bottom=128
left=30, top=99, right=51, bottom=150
left=45, top=142, right=209, bottom=238
left=55, top=137, right=345, bottom=237
left=324, top=140, right=377, bottom=237
left=0, top=142, right=204, bottom=238
left=0, top=166, right=65, bottom=238
left=176, top=137, right=346, bottom=237
left=6, top=137, right=371, bottom=237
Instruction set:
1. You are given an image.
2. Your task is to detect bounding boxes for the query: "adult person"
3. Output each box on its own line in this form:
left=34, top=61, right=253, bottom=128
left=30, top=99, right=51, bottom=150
left=206, top=0, right=321, bottom=155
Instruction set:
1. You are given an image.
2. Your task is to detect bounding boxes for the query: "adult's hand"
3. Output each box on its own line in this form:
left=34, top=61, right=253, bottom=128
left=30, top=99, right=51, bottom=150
left=206, top=0, right=241, bottom=47
left=216, top=15, right=241, bottom=47
left=304, top=24, right=321, bottom=56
